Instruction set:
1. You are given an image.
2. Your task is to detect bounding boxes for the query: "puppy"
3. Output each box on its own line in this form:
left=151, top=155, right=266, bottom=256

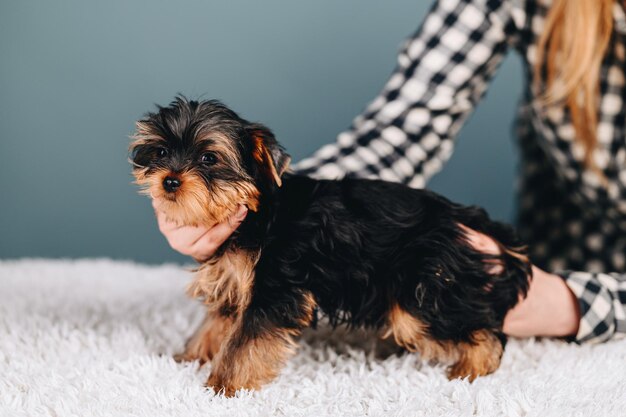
left=130, top=97, right=531, bottom=396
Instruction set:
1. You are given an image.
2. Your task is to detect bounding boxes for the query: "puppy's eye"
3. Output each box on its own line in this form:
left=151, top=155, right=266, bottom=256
left=201, top=152, right=217, bottom=165
left=157, top=148, right=168, bottom=158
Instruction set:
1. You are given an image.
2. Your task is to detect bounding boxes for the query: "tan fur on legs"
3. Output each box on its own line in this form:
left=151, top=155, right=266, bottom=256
left=207, top=293, right=316, bottom=396
left=207, top=326, right=301, bottom=397
left=384, top=303, right=457, bottom=363
left=174, top=249, right=260, bottom=368
left=188, top=249, right=259, bottom=315
left=384, top=304, right=502, bottom=381
left=174, top=311, right=233, bottom=366
left=446, top=330, right=503, bottom=381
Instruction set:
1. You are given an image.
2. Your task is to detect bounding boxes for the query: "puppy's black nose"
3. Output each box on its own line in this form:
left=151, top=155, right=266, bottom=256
left=162, top=176, right=181, bottom=193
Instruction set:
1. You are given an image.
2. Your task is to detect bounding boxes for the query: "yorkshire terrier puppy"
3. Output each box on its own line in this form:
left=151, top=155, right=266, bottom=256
left=130, top=96, right=531, bottom=396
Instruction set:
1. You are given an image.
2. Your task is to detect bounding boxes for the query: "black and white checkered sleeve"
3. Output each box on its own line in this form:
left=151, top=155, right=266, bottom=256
left=294, top=0, right=515, bottom=187
left=559, top=271, right=626, bottom=344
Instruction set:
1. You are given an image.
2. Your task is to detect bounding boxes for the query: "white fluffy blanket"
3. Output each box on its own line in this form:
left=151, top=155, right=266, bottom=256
left=1, top=259, right=624, bottom=417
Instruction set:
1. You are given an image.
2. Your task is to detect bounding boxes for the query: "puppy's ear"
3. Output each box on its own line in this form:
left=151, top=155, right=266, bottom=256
left=247, top=123, right=291, bottom=187
left=128, top=121, right=153, bottom=169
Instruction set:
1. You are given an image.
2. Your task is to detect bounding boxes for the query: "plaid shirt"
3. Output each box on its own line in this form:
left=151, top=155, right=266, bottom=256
left=296, top=0, right=626, bottom=344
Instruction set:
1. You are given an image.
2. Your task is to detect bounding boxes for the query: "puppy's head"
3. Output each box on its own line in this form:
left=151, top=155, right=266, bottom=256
left=129, top=96, right=290, bottom=226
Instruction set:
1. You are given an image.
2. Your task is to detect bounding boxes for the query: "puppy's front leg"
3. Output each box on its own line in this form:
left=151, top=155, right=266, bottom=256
left=174, top=310, right=233, bottom=365
left=207, top=293, right=316, bottom=396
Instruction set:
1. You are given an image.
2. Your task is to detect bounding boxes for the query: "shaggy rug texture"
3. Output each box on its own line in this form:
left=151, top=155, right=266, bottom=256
left=0, top=259, right=625, bottom=417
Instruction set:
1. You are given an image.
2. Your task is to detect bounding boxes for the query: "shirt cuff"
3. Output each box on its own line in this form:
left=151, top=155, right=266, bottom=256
left=556, top=271, right=620, bottom=344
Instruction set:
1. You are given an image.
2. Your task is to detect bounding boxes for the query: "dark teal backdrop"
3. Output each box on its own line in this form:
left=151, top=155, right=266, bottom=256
left=0, top=0, right=522, bottom=263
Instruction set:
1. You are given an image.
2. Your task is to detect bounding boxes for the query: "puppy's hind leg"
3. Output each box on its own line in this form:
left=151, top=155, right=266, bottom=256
left=384, top=304, right=456, bottom=364
left=385, top=304, right=504, bottom=381
left=446, top=330, right=505, bottom=381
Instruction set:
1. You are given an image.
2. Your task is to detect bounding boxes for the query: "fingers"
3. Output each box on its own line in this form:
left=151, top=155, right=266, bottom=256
left=152, top=199, right=248, bottom=261
left=188, top=206, right=248, bottom=261
left=228, top=205, right=248, bottom=227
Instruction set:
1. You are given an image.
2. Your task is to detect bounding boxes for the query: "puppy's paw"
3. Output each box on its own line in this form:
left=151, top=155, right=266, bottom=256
left=206, top=375, right=238, bottom=397
left=446, top=361, right=491, bottom=382
left=173, top=351, right=209, bottom=366
left=446, top=329, right=502, bottom=382
left=173, top=352, right=193, bottom=363
left=445, top=351, right=500, bottom=382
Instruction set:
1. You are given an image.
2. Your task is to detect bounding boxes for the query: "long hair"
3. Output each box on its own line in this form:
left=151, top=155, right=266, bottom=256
left=534, top=0, right=614, bottom=173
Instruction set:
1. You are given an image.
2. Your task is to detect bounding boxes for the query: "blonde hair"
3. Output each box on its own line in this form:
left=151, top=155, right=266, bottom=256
left=534, top=0, right=614, bottom=172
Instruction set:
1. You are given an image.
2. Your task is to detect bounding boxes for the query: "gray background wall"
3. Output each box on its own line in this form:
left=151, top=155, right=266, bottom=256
left=0, top=0, right=523, bottom=264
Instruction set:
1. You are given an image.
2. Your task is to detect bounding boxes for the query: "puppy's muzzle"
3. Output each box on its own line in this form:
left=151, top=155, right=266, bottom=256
left=163, top=176, right=181, bottom=193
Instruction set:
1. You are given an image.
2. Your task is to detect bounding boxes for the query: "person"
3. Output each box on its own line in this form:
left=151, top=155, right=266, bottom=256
left=153, top=0, right=626, bottom=344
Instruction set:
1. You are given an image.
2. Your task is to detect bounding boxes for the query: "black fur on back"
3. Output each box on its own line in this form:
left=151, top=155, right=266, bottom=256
left=234, top=174, right=531, bottom=343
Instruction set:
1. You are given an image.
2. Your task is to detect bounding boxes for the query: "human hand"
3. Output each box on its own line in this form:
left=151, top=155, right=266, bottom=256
left=460, top=225, right=580, bottom=338
left=153, top=200, right=248, bottom=262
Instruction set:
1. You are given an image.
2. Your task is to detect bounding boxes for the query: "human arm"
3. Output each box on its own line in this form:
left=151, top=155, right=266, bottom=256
left=552, top=271, right=626, bottom=343
left=464, top=226, right=626, bottom=343
left=295, top=0, right=517, bottom=186
left=503, top=266, right=580, bottom=338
